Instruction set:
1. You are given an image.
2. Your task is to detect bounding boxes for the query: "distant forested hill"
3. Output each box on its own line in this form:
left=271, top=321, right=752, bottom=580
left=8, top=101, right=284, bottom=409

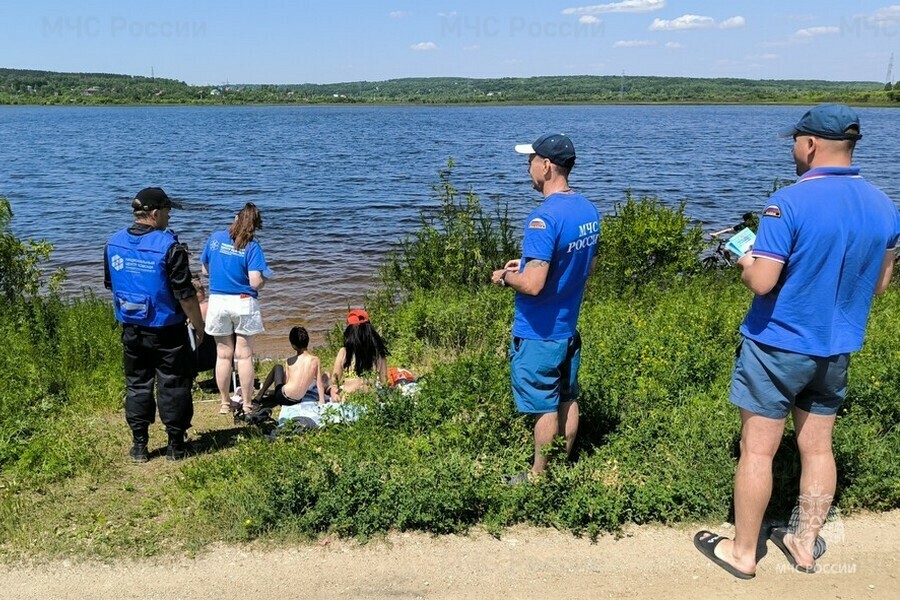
left=0, top=68, right=195, bottom=104
left=1, top=68, right=897, bottom=105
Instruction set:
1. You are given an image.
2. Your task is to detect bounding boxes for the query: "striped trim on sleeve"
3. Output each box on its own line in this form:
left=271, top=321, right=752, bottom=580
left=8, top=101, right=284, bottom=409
left=751, top=250, right=786, bottom=264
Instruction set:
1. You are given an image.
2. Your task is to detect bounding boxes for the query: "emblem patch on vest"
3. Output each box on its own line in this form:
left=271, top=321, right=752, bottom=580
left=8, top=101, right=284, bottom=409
left=763, top=205, right=781, bottom=218
left=528, top=218, right=547, bottom=230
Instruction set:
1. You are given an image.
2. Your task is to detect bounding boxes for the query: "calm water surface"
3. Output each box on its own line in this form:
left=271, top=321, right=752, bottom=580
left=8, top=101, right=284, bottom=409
left=2, top=105, right=899, bottom=353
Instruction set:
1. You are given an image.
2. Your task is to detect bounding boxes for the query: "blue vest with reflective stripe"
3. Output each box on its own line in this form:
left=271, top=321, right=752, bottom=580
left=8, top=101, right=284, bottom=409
left=107, top=228, right=184, bottom=327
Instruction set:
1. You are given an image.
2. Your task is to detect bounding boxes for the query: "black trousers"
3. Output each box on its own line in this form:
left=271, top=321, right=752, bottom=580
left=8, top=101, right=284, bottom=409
left=122, top=323, right=194, bottom=440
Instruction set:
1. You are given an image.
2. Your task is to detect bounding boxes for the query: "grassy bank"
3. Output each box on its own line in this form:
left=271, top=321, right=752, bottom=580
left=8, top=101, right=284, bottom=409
left=0, top=180, right=897, bottom=560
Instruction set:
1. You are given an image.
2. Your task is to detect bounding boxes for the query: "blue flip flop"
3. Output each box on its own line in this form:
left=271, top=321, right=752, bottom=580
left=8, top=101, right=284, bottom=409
left=693, top=531, right=756, bottom=580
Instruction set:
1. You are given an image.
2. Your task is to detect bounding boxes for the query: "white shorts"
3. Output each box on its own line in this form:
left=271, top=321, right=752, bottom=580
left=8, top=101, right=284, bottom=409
left=205, top=294, right=265, bottom=337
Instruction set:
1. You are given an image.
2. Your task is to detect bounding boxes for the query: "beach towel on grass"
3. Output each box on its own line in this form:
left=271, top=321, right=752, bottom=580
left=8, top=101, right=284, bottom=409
left=276, top=401, right=364, bottom=428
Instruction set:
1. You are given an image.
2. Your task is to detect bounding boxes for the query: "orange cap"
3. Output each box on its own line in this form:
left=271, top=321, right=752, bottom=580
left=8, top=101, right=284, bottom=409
left=347, top=309, right=369, bottom=326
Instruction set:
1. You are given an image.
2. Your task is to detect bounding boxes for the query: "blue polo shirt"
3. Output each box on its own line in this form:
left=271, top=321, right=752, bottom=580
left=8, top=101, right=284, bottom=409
left=513, top=192, right=600, bottom=340
left=741, top=166, right=900, bottom=357
left=200, top=230, right=269, bottom=297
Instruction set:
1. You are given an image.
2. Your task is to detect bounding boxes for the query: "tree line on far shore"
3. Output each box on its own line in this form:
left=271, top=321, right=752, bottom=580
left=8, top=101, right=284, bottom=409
left=1, top=67, right=898, bottom=106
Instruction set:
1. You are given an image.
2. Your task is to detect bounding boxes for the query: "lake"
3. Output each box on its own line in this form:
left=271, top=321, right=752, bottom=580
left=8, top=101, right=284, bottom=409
left=2, top=104, right=899, bottom=353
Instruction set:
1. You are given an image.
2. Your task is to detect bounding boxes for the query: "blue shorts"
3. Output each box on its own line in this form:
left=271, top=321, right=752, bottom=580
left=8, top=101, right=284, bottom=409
left=510, top=333, right=581, bottom=414
left=729, top=337, right=849, bottom=419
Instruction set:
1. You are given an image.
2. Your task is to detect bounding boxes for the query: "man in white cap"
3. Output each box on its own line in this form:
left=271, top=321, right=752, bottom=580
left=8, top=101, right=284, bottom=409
left=492, top=133, right=600, bottom=482
left=694, top=105, right=900, bottom=578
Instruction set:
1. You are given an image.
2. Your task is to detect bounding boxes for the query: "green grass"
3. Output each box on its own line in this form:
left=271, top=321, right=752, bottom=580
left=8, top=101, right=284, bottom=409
left=1, top=190, right=898, bottom=561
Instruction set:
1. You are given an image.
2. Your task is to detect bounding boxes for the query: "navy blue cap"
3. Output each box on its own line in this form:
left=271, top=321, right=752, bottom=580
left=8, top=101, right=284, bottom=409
left=780, top=104, right=862, bottom=141
left=515, top=133, right=576, bottom=168
left=132, top=187, right=183, bottom=211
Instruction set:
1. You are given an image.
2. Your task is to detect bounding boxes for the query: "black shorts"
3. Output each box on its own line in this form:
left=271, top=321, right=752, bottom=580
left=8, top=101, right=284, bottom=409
left=273, top=384, right=304, bottom=406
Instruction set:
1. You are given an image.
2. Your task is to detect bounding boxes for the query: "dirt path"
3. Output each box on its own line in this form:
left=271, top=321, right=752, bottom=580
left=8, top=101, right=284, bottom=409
left=2, top=511, right=897, bottom=599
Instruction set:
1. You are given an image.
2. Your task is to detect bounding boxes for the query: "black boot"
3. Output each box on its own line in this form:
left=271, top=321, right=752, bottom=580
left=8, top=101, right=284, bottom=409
left=129, top=433, right=149, bottom=463
left=166, top=433, right=190, bottom=461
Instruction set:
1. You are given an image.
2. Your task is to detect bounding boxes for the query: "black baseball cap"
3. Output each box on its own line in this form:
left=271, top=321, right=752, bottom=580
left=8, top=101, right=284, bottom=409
left=132, top=187, right=183, bottom=211
left=515, top=133, right=576, bottom=168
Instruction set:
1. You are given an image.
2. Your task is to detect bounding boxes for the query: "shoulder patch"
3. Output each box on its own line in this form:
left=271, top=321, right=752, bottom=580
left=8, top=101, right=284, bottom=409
left=763, top=205, right=781, bottom=218
left=528, top=218, right=547, bottom=230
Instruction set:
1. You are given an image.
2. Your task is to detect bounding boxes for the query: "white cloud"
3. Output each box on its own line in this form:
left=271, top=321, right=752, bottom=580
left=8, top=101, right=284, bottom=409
left=665, top=41, right=684, bottom=49
left=410, top=42, right=438, bottom=51
left=650, top=15, right=714, bottom=30
left=613, top=39, right=656, bottom=47
left=437, top=11, right=458, bottom=18
left=579, top=15, right=602, bottom=25
left=389, top=11, right=411, bottom=19
left=871, top=5, right=900, bottom=25
left=463, top=44, right=480, bottom=51
left=848, top=6, right=900, bottom=32
left=794, top=26, right=840, bottom=37
left=762, top=23, right=840, bottom=47
left=649, top=14, right=744, bottom=31
left=563, top=0, right=665, bottom=16
left=720, top=16, right=746, bottom=29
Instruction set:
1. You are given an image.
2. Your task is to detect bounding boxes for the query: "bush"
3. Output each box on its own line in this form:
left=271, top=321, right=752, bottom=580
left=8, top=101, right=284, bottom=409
left=375, top=284, right=513, bottom=365
left=374, top=159, right=519, bottom=302
left=170, top=203, right=900, bottom=544
left=576, top=272, right=747, bottom=442
left=0, top=199, right=121, bottom=484
left=595, top=192, right=705, bottom=296
left=0, top=198, right=65, bottom=302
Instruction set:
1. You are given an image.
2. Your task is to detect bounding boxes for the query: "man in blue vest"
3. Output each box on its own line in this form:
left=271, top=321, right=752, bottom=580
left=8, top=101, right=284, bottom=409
left=105, top=187, right=205, bottom=462
left=694, top=105, right=899, bottom=578
left=491, top=133, right=600, bottom=482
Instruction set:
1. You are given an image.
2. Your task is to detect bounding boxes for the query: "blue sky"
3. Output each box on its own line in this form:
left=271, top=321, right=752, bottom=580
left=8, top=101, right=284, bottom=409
left=2, top=1, right=898, bottom=84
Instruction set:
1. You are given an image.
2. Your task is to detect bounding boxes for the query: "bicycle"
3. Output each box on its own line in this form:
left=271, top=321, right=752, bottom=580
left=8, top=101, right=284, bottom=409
left=702, top=212, right=758, bottom=269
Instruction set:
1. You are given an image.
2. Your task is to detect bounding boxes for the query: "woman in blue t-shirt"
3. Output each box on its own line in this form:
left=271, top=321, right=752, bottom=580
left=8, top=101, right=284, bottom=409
left=201, top=203, right=270, bottom=414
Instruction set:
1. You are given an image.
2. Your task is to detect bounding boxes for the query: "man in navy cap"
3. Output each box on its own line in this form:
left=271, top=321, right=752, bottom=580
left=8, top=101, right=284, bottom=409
left=492, top=133, right=600, bottom=482
left=104, top=187, right=205, bottom=462
left=694, top=105, right=900, bottom=578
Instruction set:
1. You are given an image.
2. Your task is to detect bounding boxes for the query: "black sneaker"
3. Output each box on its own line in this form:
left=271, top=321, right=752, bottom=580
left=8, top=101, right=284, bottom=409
left=129, top=443, right=149, bottom=463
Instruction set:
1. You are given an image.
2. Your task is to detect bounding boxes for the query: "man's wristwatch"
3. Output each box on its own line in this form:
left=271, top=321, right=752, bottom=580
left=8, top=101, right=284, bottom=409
left=499, top=270, right=508, bottom=287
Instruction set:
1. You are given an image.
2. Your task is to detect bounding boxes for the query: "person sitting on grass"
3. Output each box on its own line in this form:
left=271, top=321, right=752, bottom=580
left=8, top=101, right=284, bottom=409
left=329, top=309, right=388, bottom=402
left=251, top=326, right=326, bottom=409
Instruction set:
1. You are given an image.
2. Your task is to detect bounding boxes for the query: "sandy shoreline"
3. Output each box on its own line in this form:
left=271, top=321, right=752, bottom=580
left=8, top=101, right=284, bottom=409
left=3, top=511, right=897, bottom=599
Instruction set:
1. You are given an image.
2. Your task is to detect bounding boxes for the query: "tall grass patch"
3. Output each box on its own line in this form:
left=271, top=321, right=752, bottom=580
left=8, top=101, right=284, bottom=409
left=0, top=199, right=123, bottom=485
left=168, top=182, right=900, bottom=544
